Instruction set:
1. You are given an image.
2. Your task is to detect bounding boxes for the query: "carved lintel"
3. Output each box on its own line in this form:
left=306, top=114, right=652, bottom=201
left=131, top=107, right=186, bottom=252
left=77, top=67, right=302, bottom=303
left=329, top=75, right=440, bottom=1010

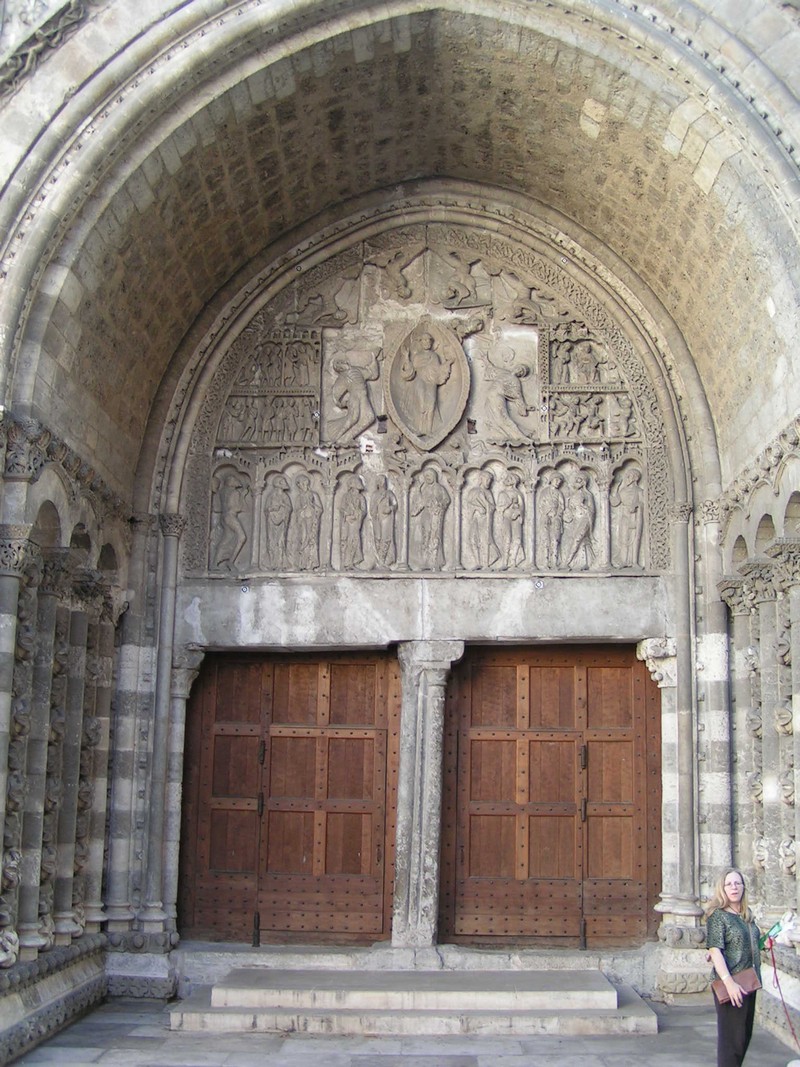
left=636, top=637, right=677, bottom=688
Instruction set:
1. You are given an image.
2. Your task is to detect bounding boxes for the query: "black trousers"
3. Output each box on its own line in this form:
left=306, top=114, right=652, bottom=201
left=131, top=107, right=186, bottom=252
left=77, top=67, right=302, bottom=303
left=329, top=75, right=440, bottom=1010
left=714, top=989, right=757, bottom=1066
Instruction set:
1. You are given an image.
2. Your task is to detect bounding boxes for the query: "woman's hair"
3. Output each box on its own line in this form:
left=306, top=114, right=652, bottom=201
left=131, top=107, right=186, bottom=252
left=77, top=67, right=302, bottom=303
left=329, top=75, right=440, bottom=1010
left=704, top=868, right=752, bottom=920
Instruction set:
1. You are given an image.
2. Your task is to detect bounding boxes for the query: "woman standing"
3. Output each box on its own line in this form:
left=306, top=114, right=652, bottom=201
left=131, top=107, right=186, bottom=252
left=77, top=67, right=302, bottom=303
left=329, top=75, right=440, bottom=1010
left=705, top=868, right=764, bottom=1066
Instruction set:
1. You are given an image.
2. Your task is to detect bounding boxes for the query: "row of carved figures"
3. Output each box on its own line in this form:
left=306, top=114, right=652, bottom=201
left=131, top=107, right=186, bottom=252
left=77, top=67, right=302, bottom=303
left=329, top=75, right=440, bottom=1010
left=209, top=462, right=647, bottom=574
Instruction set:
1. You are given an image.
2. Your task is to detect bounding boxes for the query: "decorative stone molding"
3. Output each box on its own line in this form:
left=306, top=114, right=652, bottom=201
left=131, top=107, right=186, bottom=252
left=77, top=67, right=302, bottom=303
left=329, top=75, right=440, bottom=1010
left=720, top=415, right=800, bottom=528
left=670, top=502, right=693, bottom=523
left=636, top=637, right=677, bottom=688
left=753, top=835, right=768, bottom=868
left=105, top=930, right=176, bottom=953
left=748, top=773, right=764, bottom=805
left=779, top=838, right=796, bottom=876
left=0, top=1, right=88, bottom=97
left=0, top=412, right=128, bottom=522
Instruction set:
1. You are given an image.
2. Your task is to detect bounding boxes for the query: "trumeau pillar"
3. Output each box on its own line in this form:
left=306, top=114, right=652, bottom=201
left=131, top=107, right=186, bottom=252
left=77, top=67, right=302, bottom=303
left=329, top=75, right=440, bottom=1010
left=393, top=640, right=464, bottom=948
left=739, top=558, right=784, bottom=925
left=142, top=514, right=187, bottom=932
left=162, top=646, right=204, bottom=935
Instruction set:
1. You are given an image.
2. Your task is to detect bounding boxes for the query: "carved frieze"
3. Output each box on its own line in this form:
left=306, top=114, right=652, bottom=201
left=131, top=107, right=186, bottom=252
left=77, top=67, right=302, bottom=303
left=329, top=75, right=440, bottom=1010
left=185, top=222, right=672, bottom=577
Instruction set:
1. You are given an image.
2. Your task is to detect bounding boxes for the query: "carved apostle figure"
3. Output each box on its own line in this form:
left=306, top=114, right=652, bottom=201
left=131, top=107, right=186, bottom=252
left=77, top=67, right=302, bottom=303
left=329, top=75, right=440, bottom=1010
left=263, top=474, right=292, bottom=569
left=399, top=332, right=455, bottom=438
left=539, top=471, right=566, bottom=568
left=292, top=475, right=324, bottom=570
left=328, top=348, right=383, bottom=442
left=370, top=476, right=398, bottom=568
left=466, top=470, right=499, bottom=569
left=210, top=468, right=250, bottom=572
left=411, top=467, right=451, bottom=570
left=610, top=467, right=644, bottom=568
left=563, top=472, right=596, bottom=571
left=339, top=476, right=367, bottom=569
left=497, top=471, right=525, bottom=569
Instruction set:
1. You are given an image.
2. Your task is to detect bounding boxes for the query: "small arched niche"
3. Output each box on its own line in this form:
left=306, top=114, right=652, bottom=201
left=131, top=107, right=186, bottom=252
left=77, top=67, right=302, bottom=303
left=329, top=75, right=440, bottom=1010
left=31, top=501, right=62, bottom=550
left=754, top=514, right=776, bottom=554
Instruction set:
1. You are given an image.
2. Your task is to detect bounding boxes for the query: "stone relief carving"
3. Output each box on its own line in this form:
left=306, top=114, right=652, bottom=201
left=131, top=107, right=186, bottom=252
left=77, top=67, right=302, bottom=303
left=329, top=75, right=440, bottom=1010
left=186, top=222, right=670, bottom=577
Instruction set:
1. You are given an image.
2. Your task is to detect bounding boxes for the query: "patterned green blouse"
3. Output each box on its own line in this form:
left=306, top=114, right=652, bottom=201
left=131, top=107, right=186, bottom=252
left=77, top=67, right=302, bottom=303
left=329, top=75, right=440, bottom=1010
left=706, top=908, right=762, bottom=982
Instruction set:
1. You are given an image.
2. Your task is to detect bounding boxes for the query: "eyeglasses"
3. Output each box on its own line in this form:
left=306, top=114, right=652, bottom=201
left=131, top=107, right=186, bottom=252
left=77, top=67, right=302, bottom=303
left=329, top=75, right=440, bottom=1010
left=724, top=880, right=744, bottom=888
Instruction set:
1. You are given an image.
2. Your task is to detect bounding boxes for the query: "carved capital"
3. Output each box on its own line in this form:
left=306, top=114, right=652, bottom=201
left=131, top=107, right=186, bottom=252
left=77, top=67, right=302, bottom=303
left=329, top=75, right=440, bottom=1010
left=0, top=526, right=35, bottom=579
left=766, top=538, right=800, bottom=589
left=738, top=558, right=779, bottom=603
left=636, top=637, right=677, bottom=688
left=39, top=549, right=70, bottom=597
left=159, top=513, right=187, bottom=539
left=670, top=502, right=693, bottom=523
left=701, top=499, right=722, bottom=524
left=171, top=646, right=205, bottom=699
left=718, top=576, right=752, bottom=616
left=3, top=418, right=47, bottom=482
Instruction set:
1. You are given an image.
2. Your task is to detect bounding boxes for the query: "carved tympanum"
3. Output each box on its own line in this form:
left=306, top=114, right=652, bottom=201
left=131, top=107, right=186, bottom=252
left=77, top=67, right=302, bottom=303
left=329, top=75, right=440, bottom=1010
left=187, top=221, right=667, bottom=577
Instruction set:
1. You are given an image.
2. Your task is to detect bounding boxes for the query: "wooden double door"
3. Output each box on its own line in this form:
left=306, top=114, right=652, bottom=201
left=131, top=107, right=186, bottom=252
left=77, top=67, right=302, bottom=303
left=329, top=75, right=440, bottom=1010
left=179, top=651, right=401, bottom=942
left=438, top=645, right=662, bottom=947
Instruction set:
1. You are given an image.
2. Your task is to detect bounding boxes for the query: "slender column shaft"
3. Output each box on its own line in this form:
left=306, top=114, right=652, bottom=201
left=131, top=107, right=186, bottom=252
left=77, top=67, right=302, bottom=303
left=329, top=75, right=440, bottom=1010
left=142, top=515, right=185, bottom=928
left=392, top=639, right=464, bottom=948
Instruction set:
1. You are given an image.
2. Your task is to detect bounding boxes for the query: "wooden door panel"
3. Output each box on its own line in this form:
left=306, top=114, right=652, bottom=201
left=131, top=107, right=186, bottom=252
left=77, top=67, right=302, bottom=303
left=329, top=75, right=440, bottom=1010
left=528, top=738, right=577, bottom=803
left=469, top=738, right=517, bottom=801
left=180, top=651, right=399, bottom=943
left=454, top=879, right=582, bottom=938
left=528, top=815, right=579, bottom=879
left=587, top=739, right=634, bottom=802
left=440, top=645, right=660, bottom=948
left=529, top=666, right=578, bottom=729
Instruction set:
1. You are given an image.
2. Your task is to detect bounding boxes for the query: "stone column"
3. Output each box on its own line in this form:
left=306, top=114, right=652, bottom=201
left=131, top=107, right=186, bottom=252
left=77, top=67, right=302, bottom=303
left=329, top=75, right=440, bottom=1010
left=392, top=639, right=464, bottom=948
left=739, top=558, right=783, bottom=924
left=767, top=539, right=800, bottom=920
left=104, top=514, right=156, bottom=931
left=0, top=526, right=34, bottom=966
left=162, top=646, right=204, bottom=934
left=53, top=565, right=94, bottom=943
left=141, top=513, right=186, bottom=930
left=17, top=551, right=66, bottom=959
left=718, top=576, right=759, bottom=876
left=696, top=500, right=734, bottom=876
left=82, top=594, right=118, bottom=932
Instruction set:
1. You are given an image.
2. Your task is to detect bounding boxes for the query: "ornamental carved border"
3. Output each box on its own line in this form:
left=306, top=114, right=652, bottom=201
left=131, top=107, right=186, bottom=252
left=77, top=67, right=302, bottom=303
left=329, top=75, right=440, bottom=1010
left=181, top=218, right=673, bottom=578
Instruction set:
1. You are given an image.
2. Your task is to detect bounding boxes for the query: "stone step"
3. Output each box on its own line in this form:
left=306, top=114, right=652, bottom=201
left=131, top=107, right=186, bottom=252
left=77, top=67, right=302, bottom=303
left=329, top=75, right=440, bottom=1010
left=170, top=969, right=659, bottom=1035
left=210, top=967, right=618, bottom=1011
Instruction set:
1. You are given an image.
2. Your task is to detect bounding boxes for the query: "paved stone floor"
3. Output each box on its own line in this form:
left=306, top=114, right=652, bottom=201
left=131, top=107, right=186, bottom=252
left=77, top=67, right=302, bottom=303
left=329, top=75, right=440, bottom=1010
left=9, top=998, right=800, bottom=1066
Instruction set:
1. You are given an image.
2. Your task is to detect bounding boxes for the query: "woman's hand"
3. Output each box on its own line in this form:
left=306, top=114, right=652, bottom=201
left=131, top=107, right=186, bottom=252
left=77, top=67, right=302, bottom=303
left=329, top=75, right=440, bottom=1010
left=723, top=975, right=745, bottom=1008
